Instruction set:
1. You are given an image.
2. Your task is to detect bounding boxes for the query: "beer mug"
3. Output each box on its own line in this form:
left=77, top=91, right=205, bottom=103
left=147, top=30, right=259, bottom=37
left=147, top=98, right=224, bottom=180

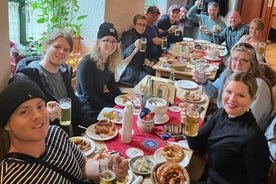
left=185, top=105, right=199, bottom=137
left=139, top=37, right=147, bottom=52
left=161, top=37, right=168, bottom=50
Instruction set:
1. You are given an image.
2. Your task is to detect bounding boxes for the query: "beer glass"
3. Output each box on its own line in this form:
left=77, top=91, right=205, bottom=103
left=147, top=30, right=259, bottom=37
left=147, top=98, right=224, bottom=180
left=161, top=37, right=168, bottom=50
left=185, top=105, right=199, bottom=137
left=139, top=37, right=147, bottom=52
left=59, top=98, right=71, bottom=126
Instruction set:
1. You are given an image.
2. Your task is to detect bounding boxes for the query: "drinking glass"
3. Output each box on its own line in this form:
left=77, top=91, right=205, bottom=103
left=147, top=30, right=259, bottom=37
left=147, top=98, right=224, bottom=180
left=59, top=98, right=72, bottom=126
left=257, top=42, right=266, bottom=57
left=198, top=0, right=203, bottom=10
left=185, top=105, right=199, bottom=137
left=133, top=94, right=142, bottom=115
left=139, top=37, right=147, bottom=52
left=194, top=62, right=206, bottom=90
left=175, top=25, right=181, bottom=36
left=161, top=37, right=168, bottom=50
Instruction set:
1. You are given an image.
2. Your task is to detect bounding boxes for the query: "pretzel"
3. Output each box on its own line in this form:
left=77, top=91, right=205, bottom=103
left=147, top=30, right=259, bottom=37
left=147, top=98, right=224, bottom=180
left=156, top=163, right=186, bottom=184
left=71, top=137, right=91, bottom=152
left=162, top=144, right=185, bottom=162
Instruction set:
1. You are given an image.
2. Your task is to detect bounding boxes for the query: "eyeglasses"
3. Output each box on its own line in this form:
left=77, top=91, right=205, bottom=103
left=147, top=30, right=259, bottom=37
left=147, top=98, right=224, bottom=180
left=136, top=23, right=147, bottom=27
left=101, top=39, right=117, bottom=45
left=231, top=57, right=251, bottom=65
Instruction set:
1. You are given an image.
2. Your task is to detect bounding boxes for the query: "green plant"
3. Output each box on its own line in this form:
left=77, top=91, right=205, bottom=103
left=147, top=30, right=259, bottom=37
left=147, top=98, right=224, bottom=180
left=32, top=0, right=87, bottom=37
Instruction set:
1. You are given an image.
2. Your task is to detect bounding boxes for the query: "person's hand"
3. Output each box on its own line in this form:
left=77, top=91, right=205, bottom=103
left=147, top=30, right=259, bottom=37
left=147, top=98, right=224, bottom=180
left=108, top=154, right=129, bottom=182
left=47, top=101, right=60, bottom=122
left=192, top=69, right=207, bottom=84
left=168, top=25, right=176, bottom=34
left=179, top=103, right=197, bottom=123
left=152, top=37, right=161, bottom=45
left=134, top=39, right=141, bottom=49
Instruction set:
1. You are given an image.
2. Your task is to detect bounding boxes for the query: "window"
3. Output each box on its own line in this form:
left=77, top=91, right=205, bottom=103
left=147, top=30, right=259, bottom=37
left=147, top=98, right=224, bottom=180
left=8, top=0, right=46, bottom=46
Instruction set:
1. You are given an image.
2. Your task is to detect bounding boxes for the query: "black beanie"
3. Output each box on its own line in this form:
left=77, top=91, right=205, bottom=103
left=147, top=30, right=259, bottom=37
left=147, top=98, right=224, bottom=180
left=97, top=22, right=118, bottom=41
left=0, top=80, right=46, bottom=128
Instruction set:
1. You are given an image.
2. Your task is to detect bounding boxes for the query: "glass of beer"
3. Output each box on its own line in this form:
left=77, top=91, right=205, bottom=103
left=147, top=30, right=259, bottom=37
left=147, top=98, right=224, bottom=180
left=257, top=42, right=266, bottom=57
left=185, top=105, right=199, bottom=137
left=161, top=37, right=168, bottom=50
left=175, top=25, right=181, bottom=36
left=59, top=98, right=71, bottom=126
left=198, top=0, right=203, bottom=10
left=140, top=37, right=147, bottom=52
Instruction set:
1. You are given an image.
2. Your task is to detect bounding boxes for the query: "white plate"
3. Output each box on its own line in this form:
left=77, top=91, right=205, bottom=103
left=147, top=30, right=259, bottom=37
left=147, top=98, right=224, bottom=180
left=97, top=107, right=123, bottom=124
left=155, top=114, right=169, bottom=125
left=181, top=91, right=205, bottom=103
left=114, top=94, right=133, bottom=107
left=194, top=39, right=211, bottom=44
left=126, top=147, right=144, bottom=158
left=86, top=123, right=118, bottom=141
left=116, top=170, right=134, bottom=184
left=176, top=80, right=198, bottom=90
left=70, top=136, right=96, bottom=156
left=153, top=144, right=192, bottom=167
left=183, top=37, right=194, bottom=42
left=204, top=56, right=221, bottom=61
left=168, top=106, right=182, bottom=112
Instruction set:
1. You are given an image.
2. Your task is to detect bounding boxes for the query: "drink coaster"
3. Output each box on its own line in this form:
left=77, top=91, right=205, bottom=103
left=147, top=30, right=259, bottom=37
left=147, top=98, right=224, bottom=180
left=142, top=139, right=159, bottom=149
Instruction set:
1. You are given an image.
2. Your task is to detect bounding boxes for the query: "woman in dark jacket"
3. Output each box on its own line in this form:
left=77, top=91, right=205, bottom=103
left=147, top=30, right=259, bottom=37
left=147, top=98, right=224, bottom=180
left=182, top=72, right=270, bottom=183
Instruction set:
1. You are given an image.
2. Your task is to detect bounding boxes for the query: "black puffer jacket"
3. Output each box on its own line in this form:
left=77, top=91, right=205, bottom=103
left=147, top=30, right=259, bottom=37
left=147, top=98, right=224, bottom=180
left=9, top=56, right=83, bottom=135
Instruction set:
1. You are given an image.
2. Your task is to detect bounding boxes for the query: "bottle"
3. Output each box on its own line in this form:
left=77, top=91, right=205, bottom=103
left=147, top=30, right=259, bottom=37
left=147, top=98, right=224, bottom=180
left=121, top=102, right=133, bottom=143
left=169, top=68, right=175, bottom=85
left=143, top=76, right=152, bottom=107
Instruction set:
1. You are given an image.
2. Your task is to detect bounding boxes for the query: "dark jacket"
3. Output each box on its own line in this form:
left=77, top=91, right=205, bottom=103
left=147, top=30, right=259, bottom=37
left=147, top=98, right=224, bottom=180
left=187, top=109, right=270, bottom=184
left=119, top=29, right=148, bottom=86
left=9, top=56, right=82, bottom=135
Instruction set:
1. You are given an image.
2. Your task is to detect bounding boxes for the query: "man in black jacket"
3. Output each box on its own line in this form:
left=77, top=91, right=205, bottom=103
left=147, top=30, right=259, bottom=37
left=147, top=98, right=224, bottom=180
left=10, top=29, right=83, bottom=135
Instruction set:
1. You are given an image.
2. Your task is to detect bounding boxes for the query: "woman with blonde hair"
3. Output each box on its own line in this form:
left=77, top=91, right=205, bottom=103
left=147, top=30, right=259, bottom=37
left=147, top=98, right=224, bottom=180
left=76, top=22, right=122, bottom=125
left=235, top=18, right=266, bottom=63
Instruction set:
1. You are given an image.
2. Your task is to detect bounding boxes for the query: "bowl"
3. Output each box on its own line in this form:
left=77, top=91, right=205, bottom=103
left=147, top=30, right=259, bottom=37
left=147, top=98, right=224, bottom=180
left=129, top=156, right=156, bottom=175
left=150, top=162, right=190, bottom=184
left=145, top=97, right=168, bottom=122
left=137, top=117, right=154, bottom=133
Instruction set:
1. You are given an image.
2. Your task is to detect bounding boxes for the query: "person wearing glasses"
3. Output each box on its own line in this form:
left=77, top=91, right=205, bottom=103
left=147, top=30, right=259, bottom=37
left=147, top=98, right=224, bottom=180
left=76, top=22, right=122, bottom=126
left=182, top=72, right=270, bottom=184
left=117, top=14, right=149, bottom=86
left=193, top=43, right=273, bottom=131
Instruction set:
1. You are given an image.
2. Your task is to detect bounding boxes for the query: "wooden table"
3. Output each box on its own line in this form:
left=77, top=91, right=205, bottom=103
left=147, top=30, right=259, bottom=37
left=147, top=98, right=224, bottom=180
left=153, top=61, right=219, bottom=81
left=88, top=76, right=210, bottom=183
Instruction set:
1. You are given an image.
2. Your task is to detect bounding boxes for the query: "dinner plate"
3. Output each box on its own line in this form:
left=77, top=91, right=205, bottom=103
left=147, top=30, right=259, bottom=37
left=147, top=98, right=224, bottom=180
left=183, top=37, right=194, bottom=42
left=181, top=91, right=205, bottom=103
left=70, top=136, right=96, bottom=156
left=114, top=94, right=133, bottom=107
left=86, top=123, right=118, bottom=141
left=155, top=114, right=169, bottom=125
left=204, top=56, right=221, bottom=61
left=97, top=107, right=123, bottom=124
left=194, top=39, right=211, bottom=44
left=176, top=80, right=198, bottom=90
left=153, top=144, right=192, bottom=167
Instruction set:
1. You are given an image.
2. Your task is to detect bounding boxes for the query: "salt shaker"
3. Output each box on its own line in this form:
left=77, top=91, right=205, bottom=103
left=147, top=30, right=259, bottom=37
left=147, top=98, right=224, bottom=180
left=121, top=102, right=133, bottom=143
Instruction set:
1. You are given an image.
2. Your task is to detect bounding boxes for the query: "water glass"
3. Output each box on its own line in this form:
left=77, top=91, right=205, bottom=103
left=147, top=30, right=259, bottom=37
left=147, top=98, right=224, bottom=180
left=59, top=98, right=72, bottom=126
left=140, top=37, right=147, bottom=52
